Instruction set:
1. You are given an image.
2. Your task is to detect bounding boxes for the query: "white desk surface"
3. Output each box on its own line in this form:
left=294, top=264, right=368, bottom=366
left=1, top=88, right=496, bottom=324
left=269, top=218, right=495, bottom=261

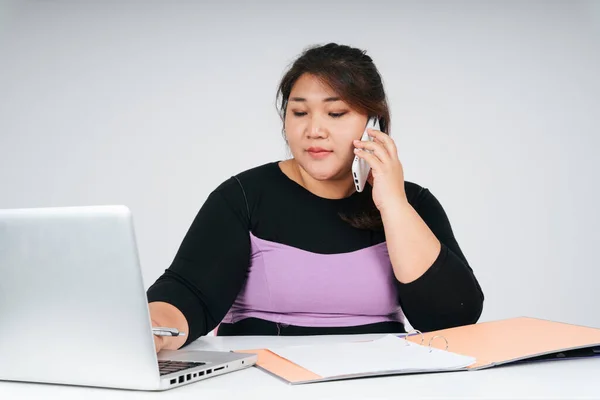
left=1, top=333, right=599, bottom=399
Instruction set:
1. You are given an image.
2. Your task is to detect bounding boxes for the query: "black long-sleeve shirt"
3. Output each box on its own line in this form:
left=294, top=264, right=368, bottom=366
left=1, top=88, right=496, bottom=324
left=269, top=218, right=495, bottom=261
left=147, top=161, right=484, bottom=346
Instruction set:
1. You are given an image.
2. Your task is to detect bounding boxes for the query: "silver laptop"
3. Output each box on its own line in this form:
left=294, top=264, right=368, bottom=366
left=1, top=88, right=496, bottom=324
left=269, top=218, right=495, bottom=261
left=0, top=205, right=257, bottom=390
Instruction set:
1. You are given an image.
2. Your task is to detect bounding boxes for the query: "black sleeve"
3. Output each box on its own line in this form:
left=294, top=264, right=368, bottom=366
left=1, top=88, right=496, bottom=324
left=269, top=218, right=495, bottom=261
left=146, top=178, right=251, bottom=346
left=395, top=188, right=484, bottom=332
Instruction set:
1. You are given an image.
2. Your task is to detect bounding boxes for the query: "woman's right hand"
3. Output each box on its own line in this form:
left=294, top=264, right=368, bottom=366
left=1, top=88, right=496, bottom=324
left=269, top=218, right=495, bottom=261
left=148, top=301, right=189, bottom=353
left=152, top=319, right=166, bottom=353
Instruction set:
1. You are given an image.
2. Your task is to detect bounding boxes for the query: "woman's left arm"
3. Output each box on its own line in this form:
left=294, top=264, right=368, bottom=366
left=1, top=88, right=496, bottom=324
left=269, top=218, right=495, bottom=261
left=381, top=189, right=484, bottom=331
left=354, top=128, right=484, bottom=331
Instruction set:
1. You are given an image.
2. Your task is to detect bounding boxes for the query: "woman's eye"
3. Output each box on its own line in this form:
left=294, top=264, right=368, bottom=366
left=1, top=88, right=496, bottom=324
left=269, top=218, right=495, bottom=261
left=291, top=111, right=347, bottom=118
left=330, top=112, right=347, bottom=118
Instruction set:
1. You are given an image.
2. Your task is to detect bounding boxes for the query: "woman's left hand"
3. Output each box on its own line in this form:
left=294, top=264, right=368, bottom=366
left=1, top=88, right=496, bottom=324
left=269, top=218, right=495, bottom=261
left=353, top=128, right=408, bottom=214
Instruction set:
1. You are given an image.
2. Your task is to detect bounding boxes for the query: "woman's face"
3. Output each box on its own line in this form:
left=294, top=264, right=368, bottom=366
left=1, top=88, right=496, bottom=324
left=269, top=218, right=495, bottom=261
left=284, top=73, right=368, bottom=182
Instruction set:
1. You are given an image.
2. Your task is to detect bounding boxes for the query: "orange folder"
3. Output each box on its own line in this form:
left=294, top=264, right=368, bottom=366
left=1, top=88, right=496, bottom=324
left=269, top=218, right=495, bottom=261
left=235, top=317, right=600, bottom=384
left=405, top=316, right=600, bottom=369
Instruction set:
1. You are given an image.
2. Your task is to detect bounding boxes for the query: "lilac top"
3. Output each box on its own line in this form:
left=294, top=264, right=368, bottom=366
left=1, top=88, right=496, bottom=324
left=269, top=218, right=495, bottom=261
left=221, top=232, right=405, bottom=327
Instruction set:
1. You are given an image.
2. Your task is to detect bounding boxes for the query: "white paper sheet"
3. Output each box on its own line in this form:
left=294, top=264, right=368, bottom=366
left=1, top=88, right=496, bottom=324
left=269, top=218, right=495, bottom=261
left=268, top=334, right=476, bottom=378
left=187, top=333, right=401, bottom=352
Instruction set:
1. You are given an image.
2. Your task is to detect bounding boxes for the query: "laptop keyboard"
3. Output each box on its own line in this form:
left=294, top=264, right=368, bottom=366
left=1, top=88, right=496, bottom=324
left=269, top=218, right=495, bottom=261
left=159, top=360, right=206, bottom=376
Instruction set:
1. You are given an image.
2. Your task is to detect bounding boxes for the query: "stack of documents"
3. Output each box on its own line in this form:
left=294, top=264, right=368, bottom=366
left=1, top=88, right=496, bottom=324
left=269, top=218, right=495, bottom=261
left=235, top=317, right=600, bottom=384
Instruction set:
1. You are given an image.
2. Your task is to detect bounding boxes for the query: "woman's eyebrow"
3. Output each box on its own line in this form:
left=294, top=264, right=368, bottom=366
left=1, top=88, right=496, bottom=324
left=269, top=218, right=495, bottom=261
left=289, top=96, right=341, bottom=103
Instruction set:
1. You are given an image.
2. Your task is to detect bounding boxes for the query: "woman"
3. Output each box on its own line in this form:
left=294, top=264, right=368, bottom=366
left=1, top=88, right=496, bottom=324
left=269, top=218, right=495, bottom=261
left=147, top=43, right=484, bottom=353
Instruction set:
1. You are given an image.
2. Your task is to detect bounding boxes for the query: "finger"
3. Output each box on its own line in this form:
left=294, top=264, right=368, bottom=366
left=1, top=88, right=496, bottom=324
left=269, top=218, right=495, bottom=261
left=353, top=139, right=389, bottom=163
left=368, top=129, right=398, bottom=159
left=373, top=136, right=398, bottom=160
left=354, top=147, right=383, bottom=171
left=369, top=131, right=398, bottom=159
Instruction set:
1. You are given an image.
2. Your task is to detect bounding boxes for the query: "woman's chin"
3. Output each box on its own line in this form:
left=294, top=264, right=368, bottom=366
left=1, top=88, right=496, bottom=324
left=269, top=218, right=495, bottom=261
left=301, top=161, right=346, bottom=181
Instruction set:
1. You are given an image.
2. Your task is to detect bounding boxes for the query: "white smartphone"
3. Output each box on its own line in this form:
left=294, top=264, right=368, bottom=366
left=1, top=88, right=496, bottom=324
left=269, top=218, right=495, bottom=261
left=351, top=117, right=380, bottom=193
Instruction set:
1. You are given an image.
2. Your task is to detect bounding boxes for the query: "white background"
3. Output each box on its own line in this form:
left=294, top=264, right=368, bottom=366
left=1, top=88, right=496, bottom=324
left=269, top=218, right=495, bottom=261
left=1, top=0, right=599, bottom=329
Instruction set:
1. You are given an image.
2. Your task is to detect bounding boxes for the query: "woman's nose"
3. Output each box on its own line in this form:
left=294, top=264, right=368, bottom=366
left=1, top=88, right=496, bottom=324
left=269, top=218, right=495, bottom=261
left=306, top=123, right=327, bottom=139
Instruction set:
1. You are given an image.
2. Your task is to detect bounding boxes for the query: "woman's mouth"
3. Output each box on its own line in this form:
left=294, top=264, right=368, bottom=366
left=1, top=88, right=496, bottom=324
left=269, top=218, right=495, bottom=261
left=307, top=147, right=333, bottom=159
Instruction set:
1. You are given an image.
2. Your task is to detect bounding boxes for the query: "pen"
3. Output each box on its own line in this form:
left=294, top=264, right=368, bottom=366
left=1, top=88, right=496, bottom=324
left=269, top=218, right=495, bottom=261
left=152, top=327, right=186, bottom=337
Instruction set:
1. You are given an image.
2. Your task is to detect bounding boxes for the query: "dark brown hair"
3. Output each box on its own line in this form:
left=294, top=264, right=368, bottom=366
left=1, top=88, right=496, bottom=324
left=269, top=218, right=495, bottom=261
left=275, top=42, right=392, bottom=231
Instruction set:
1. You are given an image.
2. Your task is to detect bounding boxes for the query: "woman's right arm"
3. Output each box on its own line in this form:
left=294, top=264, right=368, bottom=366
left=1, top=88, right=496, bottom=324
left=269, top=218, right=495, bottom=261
left=147, top=179, right=251, bottom=351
